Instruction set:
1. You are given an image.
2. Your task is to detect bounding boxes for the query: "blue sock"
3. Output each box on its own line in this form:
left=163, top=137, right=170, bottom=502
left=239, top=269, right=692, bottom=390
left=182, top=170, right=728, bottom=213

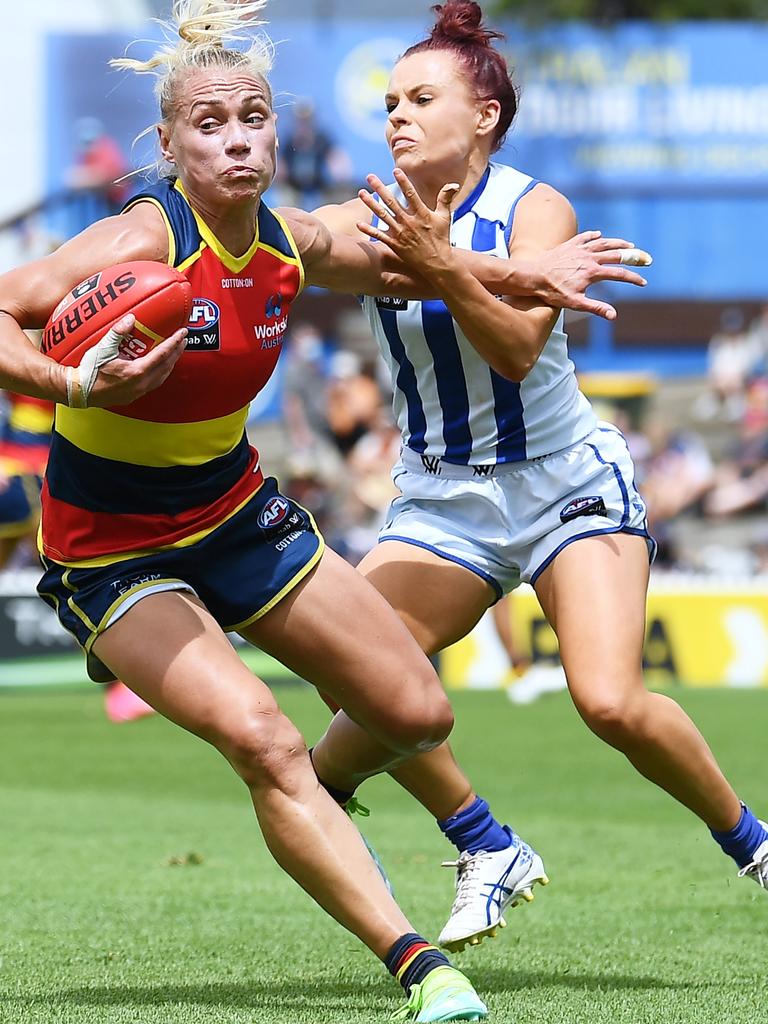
left=710, top=804, right=767, bottom=868
left=438, top=796, right=513, bottom=854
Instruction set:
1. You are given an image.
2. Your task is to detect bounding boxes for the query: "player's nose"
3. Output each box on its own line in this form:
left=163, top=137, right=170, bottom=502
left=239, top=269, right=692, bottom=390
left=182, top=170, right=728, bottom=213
left=225, top=121, right=250, bottom=152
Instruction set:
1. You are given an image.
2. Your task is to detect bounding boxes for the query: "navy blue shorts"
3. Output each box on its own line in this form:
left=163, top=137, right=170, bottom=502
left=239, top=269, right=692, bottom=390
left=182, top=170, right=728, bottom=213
left=37, top=478, right=323, bottom=681
left=0, top=473, right=42, bottom=538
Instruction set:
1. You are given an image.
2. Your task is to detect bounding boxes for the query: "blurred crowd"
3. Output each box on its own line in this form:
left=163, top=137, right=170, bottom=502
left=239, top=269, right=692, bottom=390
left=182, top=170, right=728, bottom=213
left=606, top=304, right=768, bottom=575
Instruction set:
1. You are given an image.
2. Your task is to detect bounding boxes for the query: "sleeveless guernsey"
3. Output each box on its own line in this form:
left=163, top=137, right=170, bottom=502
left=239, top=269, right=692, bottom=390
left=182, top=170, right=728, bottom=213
left=361, top=162, right=596, bottom=465
left=40, top=178, right=303, bottom=565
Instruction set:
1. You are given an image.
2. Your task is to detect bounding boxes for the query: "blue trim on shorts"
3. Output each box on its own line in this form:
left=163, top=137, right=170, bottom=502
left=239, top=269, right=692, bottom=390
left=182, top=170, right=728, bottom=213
left=379, top=534, right=504, bottom=600
left=585, top=442, right=630, bottom=526
left=529, top=526, right=656, bottom=587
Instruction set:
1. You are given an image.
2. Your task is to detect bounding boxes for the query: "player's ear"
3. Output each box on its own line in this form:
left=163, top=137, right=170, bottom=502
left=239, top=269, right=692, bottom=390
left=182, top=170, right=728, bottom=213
left=157, top=123, right=175, bottom=165
left=477, top=99, right=501, bottom=140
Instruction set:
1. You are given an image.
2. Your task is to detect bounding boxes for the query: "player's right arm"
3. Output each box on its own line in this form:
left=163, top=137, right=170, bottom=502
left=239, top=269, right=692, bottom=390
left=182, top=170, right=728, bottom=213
left=0, top=205, right=187, bottom=407
left=314, top=194, right=647, bottom=320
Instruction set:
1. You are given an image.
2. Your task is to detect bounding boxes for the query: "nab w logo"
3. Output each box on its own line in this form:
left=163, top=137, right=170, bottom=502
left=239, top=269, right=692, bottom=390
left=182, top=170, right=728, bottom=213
left=188, top=298, right=220, bottom=328
left=265, top=292, right=283, bottom=319
left=421, top=455, right=442, bottom=475
left=258, top=495, right=291, bottom=530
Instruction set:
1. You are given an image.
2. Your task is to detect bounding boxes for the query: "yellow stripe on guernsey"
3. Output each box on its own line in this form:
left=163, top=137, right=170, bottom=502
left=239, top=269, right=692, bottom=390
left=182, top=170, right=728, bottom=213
left=175, top=180, right=259, bottom=274
left=43, top=482, right=264, bottom=570
left=271, top=208, right=306, bottom=295
left=173, top=180, right=304, bottom=287
left=122, top=196, right=177, bottom=267
left=55, top=405, right=249, bottom=468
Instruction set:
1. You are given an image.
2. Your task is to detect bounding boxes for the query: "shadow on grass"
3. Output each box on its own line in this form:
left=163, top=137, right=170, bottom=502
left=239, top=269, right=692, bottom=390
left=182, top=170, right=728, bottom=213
left=1, top=968, right=703, bottom=1014
left=470, top=966, right=698, bottom=994
left=3, top=980, right=388, bottom=1014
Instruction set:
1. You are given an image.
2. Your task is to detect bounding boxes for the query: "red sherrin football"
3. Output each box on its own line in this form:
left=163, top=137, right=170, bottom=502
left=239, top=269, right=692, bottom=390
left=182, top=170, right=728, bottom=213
left=41, top=261, right=192, bottom=366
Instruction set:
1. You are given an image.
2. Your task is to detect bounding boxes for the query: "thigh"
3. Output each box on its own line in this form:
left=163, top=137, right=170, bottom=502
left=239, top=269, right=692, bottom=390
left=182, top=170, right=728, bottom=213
left=93, top=590, right=280, bottom=741
left=534, top=532, right=650, bottom=704
left=357, top=540, right=496, bottom=655
left=241, top=547, right=446, bottom=734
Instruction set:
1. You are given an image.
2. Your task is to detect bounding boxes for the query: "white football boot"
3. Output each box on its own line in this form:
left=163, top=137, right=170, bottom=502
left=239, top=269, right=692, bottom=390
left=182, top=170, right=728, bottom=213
left=438, top=828, right=549, bottom=952
left=737, top=821, right=768, bottom=891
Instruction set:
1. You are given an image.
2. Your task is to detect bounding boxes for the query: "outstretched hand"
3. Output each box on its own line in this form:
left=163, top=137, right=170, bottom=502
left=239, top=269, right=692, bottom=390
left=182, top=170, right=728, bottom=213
left=356, top=168, right=460, bottom=271
left=531, top=232, right=652, bottom=321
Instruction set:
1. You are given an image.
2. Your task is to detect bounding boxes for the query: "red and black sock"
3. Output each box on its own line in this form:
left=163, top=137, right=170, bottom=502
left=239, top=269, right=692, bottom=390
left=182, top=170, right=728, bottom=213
left=384, top=932, right=452, bottom=994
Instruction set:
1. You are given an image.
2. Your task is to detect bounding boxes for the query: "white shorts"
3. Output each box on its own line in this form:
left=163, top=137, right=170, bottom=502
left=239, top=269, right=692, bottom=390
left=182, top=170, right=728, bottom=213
left=379, top=423, right=656, bottom=598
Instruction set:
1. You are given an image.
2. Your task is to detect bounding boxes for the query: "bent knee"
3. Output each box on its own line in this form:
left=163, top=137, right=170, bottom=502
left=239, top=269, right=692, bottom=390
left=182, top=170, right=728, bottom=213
left=378, top=672, right=454, bottom=755
left=217, top=711, right=307, bottom=790
left=574, top=686, right=644, bottom=744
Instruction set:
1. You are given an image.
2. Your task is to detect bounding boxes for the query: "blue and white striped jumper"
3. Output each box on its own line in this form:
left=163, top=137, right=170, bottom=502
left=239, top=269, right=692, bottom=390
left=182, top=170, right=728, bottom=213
left=361, top=161, right=597, bottom=465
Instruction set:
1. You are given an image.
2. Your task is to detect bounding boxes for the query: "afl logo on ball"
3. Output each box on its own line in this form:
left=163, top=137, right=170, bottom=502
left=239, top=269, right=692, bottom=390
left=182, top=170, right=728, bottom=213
left=258, top=496, right=291, bottom=530
left=185, top=297, right=220, bottom=351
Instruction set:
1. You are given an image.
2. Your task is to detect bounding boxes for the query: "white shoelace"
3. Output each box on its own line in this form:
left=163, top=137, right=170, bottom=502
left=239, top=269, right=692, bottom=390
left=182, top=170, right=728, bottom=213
left=442, top=852, right=485, bottom=913
left=738, top=857, right=768, bottom=887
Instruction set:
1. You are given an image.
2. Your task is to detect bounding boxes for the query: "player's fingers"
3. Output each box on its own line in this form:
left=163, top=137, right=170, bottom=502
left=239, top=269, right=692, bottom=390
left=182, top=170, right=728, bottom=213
left=619, top=247, right=653, bottom=267
left=392, top=167, right=430, bottom=214
left=108, top=313, right=136, bottom=338
left=568, top=229, right=602, bottom=245
left=356, top=221, right=396, bottom=247
left=358, top=189, right=398, bottom=228
left=576, top=298, right=618, bottom=321
left=584, top=237, right=633, bottom=252
left=436, top=182, right=461, bottom=214
left=142, top=329, right=187, bottom=368
left=593, top=266, right=648, bottom=287
left=594, top=248, right=652, bottom=269
left=366, top=174, right=407, bottom=217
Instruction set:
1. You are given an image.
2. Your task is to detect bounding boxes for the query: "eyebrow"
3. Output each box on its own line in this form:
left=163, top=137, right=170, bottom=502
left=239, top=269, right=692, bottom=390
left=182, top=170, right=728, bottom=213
left=384, top=83, right=436, bottom=102
left=190, top=93, right=269, bottom=113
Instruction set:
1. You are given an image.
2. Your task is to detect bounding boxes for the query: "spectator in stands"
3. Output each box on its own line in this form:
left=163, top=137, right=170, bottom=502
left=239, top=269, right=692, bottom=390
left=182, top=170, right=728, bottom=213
left=68, top=118, right=131, bottom=209
left=325, top=352, right=383, bottom=456
left=279, top=100, right=353, bottom=207
left=697, top=307, right=763, bottom=422
left=640, top=421, right=715, bottom=565
left=705, top=374, right=768, bottom=518
left=282, top=323, right=334, bottom=451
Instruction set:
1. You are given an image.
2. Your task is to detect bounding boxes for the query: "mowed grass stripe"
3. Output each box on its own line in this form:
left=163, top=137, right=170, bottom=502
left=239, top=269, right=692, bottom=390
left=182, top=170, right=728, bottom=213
left=1, top=688, right=766, bottom=1023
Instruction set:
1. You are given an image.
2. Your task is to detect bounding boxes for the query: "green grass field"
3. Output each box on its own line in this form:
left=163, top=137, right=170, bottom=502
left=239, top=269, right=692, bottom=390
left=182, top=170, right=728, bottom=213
left=1, top=684, right=766, bottom=1024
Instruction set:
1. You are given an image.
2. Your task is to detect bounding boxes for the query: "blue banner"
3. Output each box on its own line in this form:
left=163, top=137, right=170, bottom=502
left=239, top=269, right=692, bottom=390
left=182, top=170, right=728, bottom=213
left=46, top=22, right=768, bottom=303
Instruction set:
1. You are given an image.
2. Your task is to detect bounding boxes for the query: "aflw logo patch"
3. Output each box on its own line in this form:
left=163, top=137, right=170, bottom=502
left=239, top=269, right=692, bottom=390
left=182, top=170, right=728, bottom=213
left=560, top=495, right=607, bottom=523
left=258, top=496, right=291, bottom=529
left=186, top=297, right=220, bottom=352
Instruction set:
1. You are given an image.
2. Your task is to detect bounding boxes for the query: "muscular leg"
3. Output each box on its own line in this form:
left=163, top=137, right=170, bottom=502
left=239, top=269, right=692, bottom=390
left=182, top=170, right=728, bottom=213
left=335, top=541, right=497, bottom=820
left=93, top=589, right=415, bottom=958
left=534, top=532, right=741, bottom=831
left=242, top=547, right=454, bottom=793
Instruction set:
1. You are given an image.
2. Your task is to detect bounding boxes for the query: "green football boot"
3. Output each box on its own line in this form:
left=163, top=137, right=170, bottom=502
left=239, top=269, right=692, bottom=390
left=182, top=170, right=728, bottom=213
left=392, top=966, right=488, bottom=1023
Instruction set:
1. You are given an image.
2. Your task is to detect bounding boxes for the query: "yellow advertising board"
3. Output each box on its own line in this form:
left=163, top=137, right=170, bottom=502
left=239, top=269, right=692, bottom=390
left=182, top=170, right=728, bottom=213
left=441, top=581, right=768, bottom=690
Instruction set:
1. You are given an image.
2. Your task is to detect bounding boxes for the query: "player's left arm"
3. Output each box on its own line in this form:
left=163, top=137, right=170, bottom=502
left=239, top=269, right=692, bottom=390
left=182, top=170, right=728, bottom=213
left=278, top=206, right=436, bottom=298
left=357, top=175, right=578, bottom=382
